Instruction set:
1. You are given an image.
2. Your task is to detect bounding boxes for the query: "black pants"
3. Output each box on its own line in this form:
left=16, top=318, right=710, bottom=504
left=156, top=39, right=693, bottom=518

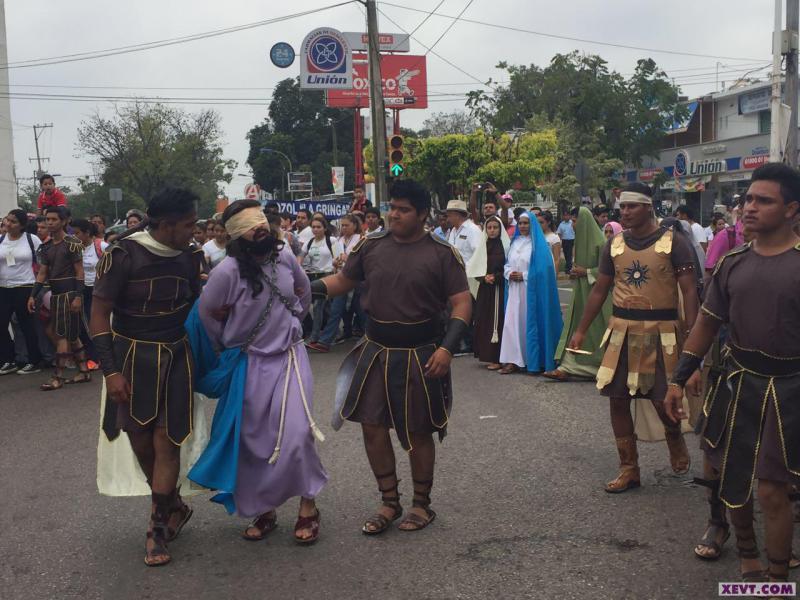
left=79, top=286, right=97, bottom=361
left=0, top=286, right=42, bottom=366
left=562, top=239, right=574, bottom=273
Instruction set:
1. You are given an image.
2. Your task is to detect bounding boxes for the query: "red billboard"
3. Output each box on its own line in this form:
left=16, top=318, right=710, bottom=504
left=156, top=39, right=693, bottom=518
left=325, top=53, right=428, bottom=109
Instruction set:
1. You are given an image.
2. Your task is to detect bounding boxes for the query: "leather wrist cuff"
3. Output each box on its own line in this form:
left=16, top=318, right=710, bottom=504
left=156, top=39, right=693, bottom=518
left=670, top=351, right=703, bottom=387
left=440, top=318, right=468, bottom=355
left=31, top=282, right=44, bottom=299
left=310, top=278, right=328, bottom=299
left=74, top=279, right=85, bottom=295
left=92, top=332, right=119, bottom=377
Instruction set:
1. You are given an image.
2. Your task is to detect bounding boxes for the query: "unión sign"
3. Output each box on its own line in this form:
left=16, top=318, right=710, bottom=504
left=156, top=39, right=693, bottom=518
left=299, top=28, right=352, bottom=90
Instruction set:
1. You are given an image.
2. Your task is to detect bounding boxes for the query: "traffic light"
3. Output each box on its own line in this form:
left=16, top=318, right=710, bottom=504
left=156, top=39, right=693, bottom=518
left=388, top=135, right=404, bottom=177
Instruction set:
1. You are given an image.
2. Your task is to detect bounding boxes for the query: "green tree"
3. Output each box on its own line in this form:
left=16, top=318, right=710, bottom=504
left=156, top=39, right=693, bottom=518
left=76, top=101, right=234, bottom=218
left=247, top=78, right=355, bottom=197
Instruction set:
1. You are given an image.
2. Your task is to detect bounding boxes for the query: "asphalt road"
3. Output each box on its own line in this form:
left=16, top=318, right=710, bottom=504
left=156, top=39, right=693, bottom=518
left=1, top=292, right=797, bottom=599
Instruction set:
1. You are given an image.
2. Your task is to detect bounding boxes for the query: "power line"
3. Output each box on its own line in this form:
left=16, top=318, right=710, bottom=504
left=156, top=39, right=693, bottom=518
left=376, top=7, right=492, bottom=88
left=0, top=2, right=356, bottom=70
left=380, top=2, right=767, bottom=62
left=423, top=0, right=475, bottom=57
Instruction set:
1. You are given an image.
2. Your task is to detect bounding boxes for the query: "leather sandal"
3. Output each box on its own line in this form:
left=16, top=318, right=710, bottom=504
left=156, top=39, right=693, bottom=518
left=498, top=364, right=518, bottom=375
left=398, top=478, right=436, bottom=532
left=66, top=347, right=92, bottom=384
left=40, top=376, right=66, bottom=391
left=362, top=469, right=403, bottom=535
left=605, top=435, right=641, bottom=493
left=665, top=427, right=691, bottom=474
left=166, top=490, right=193, bottom=542
left=294, top=509, right=321, bottom=545
left=736, top=531, right=766, bottom=582
left=542, top=369, right=569, bottom=381
left=145, top=493, right=172, bottom=567
left=486, top=363, right=502, bottom=371
left=693, top=478, right=730, bottom=561
left=242, top=511, right=277, bottom=541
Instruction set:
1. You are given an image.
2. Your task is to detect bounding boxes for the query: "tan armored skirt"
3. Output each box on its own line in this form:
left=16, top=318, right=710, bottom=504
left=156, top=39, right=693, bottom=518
left=596, top=314, right=681, bottom=400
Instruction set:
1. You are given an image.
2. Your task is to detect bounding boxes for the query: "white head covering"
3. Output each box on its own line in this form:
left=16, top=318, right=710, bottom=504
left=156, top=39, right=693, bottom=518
left=465, top=216, right=511, bottom=298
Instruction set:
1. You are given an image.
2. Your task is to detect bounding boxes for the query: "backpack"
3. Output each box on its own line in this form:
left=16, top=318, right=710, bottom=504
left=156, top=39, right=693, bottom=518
left=0, top=232, right=38, bottom=274
left=306, top=235, right=334, bottom=257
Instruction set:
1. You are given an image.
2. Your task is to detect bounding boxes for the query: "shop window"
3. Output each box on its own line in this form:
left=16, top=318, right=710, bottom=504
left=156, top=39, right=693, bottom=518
left=758, top=110, right=771, bottom=134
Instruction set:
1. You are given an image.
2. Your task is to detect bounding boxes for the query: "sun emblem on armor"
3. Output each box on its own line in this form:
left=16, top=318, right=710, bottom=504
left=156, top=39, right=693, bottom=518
left=624, top=260, right=650, bottom=288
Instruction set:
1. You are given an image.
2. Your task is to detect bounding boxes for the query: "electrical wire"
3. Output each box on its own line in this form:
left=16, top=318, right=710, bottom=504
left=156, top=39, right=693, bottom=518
left=380, top=2, right=767, bottom=62
left=423, top=0, right=475, bottom=57
left=0, top=1, right=356, bottom=70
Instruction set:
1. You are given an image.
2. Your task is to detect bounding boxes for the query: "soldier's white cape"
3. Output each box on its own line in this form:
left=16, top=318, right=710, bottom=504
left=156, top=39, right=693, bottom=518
left=96, top=380, right=211, bottom=497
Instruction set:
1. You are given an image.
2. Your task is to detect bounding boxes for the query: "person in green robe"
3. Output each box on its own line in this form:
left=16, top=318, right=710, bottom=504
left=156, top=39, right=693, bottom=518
left=544, top=206, right=611, bottom=380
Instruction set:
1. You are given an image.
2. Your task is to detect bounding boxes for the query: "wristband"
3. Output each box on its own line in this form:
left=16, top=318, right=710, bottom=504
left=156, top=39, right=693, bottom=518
left=31, top=282, right=44, bottom=300
left=75, top=279, right=85, bottom=295
left=92, top=332, right=120, bottom=377
left=310, top=278, right=328, bottom=299
left=669, top=350, right=703, bottom=388
left=440, top=317, right=469, bottom=355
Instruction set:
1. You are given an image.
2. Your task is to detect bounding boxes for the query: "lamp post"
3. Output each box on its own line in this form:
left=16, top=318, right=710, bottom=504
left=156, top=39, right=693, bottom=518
left=259, top=148, right=293, bottom=200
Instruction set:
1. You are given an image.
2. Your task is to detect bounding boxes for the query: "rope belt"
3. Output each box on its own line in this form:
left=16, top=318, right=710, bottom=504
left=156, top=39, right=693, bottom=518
left=268, top=342, right=325, bottom=464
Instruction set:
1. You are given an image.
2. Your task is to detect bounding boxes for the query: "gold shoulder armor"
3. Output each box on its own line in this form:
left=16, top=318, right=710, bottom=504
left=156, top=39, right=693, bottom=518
left=430, top=232, right=464, bottom=266
left=712, top=241, right=750, bottom=277
left=95, top=242, right=127, bottom=280
left=610, top=232, right=625, bottom=257
left=654, top=228, right=673, bottom=255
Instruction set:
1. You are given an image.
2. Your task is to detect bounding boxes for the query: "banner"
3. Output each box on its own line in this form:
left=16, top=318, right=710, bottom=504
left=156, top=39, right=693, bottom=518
left=326, top=53, right=428, bottom=109
left=276, top=200, right=351, bottom=220
left=331, top=167, right=345, bottom=194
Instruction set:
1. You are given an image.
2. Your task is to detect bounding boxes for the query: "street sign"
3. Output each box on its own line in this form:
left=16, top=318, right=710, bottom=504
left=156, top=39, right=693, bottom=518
left=574, top=160, right=591, bottom=195
left=109, top=188, right=122, bottom=202
left=269, top=42, right=295, bottom=68
left=342, top=32, right=410, bottom=52
left=326, top=54, right=428, bottom=109
left=299, top=28, right=352, bottom=90
left=331, top=166, right=345, bottom=194
left=288, top=171, right=313, bottom=193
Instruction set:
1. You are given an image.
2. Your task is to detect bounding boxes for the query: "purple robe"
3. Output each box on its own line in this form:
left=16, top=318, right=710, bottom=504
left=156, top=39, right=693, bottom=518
left=199, top=247, right=328, bottom=518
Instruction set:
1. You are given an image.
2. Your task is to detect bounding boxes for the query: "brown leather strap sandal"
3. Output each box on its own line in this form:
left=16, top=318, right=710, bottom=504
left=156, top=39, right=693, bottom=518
left=41, top=353, right=71, bottom=391
left=398, top=478, right=436, bottom=532
left=242, top=511, right=277, bottom=541
left=767, top=554, right=791, bottom=582
left=362, top=469, right=403, bottom=535
left=498, top=364, right=518, bottom=375
left=693, top=478, right=730, bottom=561
left=736, top=530, right=766, bottom=582
left=542, top=369, right=569, bottom=381
left=66, top=347, right=92, bottom=384
left=166, top=489, right=193, bottom=542
left=145, top=493, right=172, bottom=567
left=294, top=509, right=321, bottom=545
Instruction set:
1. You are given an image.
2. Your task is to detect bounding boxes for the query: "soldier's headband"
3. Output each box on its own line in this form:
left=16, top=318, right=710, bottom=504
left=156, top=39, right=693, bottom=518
left=225, top=207, right=268, bottom=240
left=619, top=191, right=652, bottom=205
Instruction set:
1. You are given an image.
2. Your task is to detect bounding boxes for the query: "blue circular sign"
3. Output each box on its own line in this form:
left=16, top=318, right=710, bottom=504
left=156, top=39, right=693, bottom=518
left=270, top=42, right=295, bottom=69
left=674, top=150, right=688, bottom=177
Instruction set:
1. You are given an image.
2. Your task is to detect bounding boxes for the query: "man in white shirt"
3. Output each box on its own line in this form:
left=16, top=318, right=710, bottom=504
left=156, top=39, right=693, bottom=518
left=445, top=199, right=481, bottom=356
left=295, top=209, right=314, bottom=245
left=445, top=199, right=481, bottom=265
left=674, top=205, right=709, bottom=251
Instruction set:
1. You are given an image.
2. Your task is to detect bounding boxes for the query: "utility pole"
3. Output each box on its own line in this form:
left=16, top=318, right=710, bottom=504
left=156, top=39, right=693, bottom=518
left=770, top=0, right=783, bottom=162
left=365, top=0, right=388, bottom=211
left=0, top=0, right=15, bottom=215
left=786, top=0, right=799, bottom=167
left=330, top=119, right=338, bottom=165
left=29, top=123, right=53, bottom=182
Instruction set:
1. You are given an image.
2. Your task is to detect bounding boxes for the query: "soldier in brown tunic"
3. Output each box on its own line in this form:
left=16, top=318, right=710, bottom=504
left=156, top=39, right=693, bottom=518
left=27, top=206, right=90, bottom=391
left=90, top=188, right=203, bottom=567
left=665, top=163, right=800, bottom=584
left=313, top=179, right=471, bottom=534
left=569, top=182, right=700, bottom=493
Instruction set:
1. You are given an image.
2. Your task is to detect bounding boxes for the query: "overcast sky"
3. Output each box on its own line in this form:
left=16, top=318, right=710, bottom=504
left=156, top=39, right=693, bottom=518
left=4, top=0, right=774, bottom=198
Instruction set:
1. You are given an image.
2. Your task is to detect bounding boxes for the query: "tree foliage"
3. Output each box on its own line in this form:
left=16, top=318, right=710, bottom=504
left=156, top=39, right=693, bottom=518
left=466, top=53, right=684, bottom=168
left=76, top=101, right=234, bottom=217
left=246, top=78, right=354, bottom=197
left=420, top=110, right=479, bottom=137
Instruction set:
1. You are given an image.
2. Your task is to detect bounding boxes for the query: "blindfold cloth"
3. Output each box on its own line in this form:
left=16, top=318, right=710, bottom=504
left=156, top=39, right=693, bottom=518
left=225, top=207, right=268, bottom=240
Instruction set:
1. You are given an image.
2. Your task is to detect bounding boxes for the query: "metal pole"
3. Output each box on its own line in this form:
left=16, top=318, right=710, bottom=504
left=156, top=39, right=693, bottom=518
left=770, top=0, right=783, bottom=162
left=786, top=0, right=799, bottom=167
left=366, top=0, right=388, bottom=212
left=354, top=109, right=364, bottom=187
left=331, top=119, right=338, bottom=165
left=0, top=0, right=15, bottom=215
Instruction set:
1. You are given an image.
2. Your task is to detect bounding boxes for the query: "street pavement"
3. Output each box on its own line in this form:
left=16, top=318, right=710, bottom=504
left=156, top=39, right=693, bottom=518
left=1, top=291, right=797, bottom=599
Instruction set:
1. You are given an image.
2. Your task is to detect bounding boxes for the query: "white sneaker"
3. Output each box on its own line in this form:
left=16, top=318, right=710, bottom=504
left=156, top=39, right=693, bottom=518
left=0, top=362, right=19, bottom=375
left=17, top=363, right=41, bottom=375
